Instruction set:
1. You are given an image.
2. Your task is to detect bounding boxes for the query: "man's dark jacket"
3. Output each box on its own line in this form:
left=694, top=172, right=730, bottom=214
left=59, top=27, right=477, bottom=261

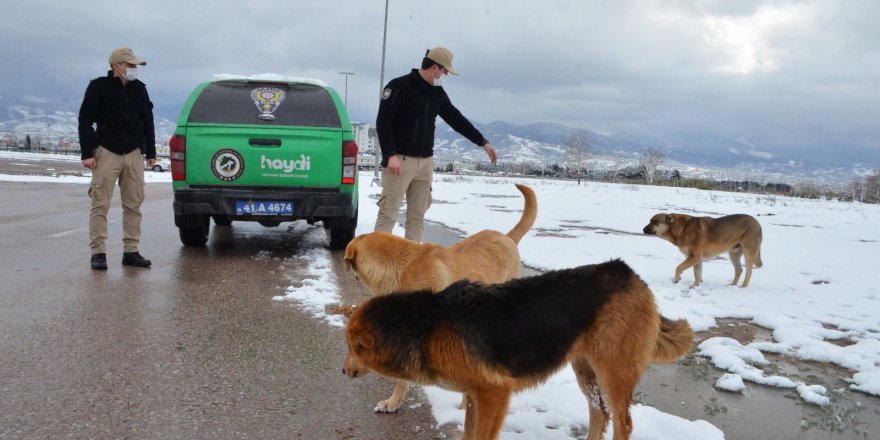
left=375, top=69, right=487, bottom=167
left=78, top=71, right=156, bottom=160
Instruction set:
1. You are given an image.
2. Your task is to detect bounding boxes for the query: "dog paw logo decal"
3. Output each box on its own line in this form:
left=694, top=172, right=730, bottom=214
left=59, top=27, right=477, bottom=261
left=211, top=149, right=245, bottom=182
left=251, top=87, right=286, bottom=121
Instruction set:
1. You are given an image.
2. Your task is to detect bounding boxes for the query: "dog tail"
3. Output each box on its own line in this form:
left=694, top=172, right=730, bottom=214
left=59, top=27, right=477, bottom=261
left=505, top=184, right=538, bottom=244
left=653, top=317, right=694, bottom=363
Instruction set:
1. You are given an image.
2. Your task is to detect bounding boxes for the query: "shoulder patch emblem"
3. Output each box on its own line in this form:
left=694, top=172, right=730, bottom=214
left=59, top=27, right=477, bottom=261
left=382, top=88, right=392, bottom=100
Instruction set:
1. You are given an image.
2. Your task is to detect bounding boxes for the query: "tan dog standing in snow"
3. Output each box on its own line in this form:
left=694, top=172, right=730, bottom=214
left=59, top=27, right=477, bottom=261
left=643, top=213, right=763, bottom=288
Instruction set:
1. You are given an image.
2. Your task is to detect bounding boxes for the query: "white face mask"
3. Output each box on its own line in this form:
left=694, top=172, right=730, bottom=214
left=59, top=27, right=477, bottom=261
left=124, top=67, right=138, bottom=81
left=432, top=69, right=444, bottom=87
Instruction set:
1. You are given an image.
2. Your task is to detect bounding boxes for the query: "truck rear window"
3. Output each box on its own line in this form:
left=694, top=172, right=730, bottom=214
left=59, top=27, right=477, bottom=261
left=186, top=81, right=341, bottom=128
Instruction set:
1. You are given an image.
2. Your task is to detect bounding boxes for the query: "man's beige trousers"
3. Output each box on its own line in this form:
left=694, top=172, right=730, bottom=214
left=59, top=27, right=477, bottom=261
left=374, top=155, right=433, bottom=242
left=88, top=146, right=145, bottom=254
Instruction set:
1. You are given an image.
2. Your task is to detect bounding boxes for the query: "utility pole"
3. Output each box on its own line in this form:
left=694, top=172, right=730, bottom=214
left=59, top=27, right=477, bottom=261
left=338, top=71, right=355, bottom=107
left=374, top=0, right=390, bottom=186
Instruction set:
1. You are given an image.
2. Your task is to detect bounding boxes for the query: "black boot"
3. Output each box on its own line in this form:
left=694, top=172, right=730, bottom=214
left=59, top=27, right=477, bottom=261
left=122, top=252, right=152, bottom=267
left=90, top=253, right=108, bottom=270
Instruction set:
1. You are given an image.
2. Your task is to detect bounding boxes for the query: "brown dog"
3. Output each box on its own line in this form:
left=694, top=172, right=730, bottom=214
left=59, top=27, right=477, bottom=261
left=643, top=213, right=763, bottom=288
left=343, top=183, right=537, bottom=412
left=343, top=260, right=694, bottom=440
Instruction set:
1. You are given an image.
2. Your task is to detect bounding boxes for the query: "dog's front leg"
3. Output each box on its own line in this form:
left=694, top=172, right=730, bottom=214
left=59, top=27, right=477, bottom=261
left=462, top=395, right=476, bottom=440
left=692, top=261, right=703, bottom=287
left=375, top=380, right=409, bottom=413
left=674, top=254, right=702, bottom=285
left=470, top=389, right=512, bottom=440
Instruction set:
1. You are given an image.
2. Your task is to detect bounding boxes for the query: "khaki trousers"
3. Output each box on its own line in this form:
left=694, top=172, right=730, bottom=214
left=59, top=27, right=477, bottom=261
left=374, top=155, right=433, bottom=242
left=88, top=146, right=145, bottom=254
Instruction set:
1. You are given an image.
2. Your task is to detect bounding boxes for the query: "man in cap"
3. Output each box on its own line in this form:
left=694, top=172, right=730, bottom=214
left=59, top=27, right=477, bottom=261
left=78, top=47, right=156, bottom=270
left=375, top=46, right=497, bottom=242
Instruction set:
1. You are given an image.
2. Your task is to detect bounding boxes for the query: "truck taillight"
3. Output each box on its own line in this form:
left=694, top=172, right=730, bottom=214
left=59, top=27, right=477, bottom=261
left=169, top=135, right=186, bottom=181
left=342, top=140, right=358, bottom=185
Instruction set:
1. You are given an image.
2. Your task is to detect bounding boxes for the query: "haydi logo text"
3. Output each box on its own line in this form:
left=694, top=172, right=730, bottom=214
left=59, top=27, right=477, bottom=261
left=261, top=154, right=311, bottom=172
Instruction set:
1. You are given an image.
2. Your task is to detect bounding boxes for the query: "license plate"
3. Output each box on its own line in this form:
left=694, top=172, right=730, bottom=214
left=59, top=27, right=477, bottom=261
left=236, top=199, right=293, bottom=215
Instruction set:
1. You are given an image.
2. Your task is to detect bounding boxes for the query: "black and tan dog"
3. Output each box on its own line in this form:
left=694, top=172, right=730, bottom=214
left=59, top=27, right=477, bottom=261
left=343, top=260, right=693, bottom=440
left=643, top=213, right=764, bottom=288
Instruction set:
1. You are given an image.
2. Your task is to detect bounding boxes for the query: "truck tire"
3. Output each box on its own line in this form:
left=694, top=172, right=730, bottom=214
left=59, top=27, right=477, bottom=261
left=328, top=211, right=357, bottom=250
left=179, top=215, right=210, bottom=246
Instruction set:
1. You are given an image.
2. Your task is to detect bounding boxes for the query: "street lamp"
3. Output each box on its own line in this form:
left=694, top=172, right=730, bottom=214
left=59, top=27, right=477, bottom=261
left=338, top=71, right=355, bottom=108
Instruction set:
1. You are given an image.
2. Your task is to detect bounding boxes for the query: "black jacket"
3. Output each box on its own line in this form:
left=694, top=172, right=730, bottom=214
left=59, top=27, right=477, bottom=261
left=78, top=71, right=156, bottom=160
left=375, top=69, right=487, bottom=167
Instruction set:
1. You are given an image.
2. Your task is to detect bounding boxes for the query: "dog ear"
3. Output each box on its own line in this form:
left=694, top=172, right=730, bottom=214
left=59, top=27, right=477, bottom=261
left=343, top=244, right=356, bottom=272
left=355, top=331, right=374, bottom=349
left=665, top=214, right=673, bottom=224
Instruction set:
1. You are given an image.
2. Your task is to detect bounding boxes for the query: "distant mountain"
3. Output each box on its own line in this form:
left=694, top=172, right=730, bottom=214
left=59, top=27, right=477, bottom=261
left=0, top=104, right=80, bottom=144
left=433, top=120, right=641, bottom=166
left=0, top=96, right=176, bottom=146
left=433, top=120, right=879, bottom=187
left=1, top=97, right=876, bottom=187
left=613, top=130, right=880, bottom=171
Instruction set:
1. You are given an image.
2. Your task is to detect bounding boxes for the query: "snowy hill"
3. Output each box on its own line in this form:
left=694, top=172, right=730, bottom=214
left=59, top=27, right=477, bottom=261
left=433, top=120, right=879, bottom=187
left=1, top=97, right=876, bottom=187
left=0, top=98, right=177, bottom=147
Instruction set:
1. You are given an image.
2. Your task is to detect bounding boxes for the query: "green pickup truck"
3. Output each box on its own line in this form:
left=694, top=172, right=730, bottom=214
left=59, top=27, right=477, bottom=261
left=170, top=76, right=358, bottom=249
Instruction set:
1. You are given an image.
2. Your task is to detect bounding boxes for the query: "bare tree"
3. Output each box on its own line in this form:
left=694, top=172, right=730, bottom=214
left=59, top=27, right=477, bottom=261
left=639, top=147, right=666, bottom=184
left=866, top=170, right=880, bottom=203
left=849, top=170, right=880, bottom=203
left=565, top=129, right=591, bottom=184
left=849, top=178, right=866, bottom=202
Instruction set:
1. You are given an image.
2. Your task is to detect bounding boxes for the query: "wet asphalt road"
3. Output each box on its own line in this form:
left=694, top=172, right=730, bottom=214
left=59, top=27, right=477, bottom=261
left=2, top=156, right=878, bottom=440
left=0, top=175, right=447, bottom=440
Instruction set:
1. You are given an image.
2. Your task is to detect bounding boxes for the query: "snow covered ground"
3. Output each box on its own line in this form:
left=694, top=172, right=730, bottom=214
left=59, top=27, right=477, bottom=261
left=3, top=153, right=878, bottom=439
left=277, top=171, right=880, bottom=439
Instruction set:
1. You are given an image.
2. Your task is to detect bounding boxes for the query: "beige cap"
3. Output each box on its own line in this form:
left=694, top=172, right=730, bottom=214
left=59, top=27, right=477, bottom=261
left=108, top=48, right=146, bottom=66
left=426, top=47, right=458, bottom=75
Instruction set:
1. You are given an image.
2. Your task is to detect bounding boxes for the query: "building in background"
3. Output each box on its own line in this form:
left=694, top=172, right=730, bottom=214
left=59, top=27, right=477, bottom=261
left=351, top=122, right=378, bottom=169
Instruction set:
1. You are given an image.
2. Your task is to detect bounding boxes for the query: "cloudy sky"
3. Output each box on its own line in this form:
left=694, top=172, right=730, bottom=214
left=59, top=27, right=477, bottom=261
left=1, top=0, right=878, bottom=151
